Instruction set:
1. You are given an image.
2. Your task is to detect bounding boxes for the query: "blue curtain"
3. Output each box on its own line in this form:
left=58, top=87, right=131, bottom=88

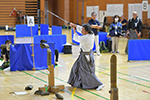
left=10, top=43, right=55, bottom=71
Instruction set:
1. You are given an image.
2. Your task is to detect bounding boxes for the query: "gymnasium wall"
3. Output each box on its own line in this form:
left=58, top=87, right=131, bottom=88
left=1, top=0, right=149, bottom=27
left=69, top=0, right=150, bottom=26
left=0, top=0, right=38, bottom=27
left=47, top=0, right=69, bottom=26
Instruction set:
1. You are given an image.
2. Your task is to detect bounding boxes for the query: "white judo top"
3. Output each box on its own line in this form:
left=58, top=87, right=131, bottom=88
left=73, top=25, right=94, bottom=52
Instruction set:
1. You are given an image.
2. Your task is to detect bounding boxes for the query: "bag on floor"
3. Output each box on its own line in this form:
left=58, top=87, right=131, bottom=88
left=64, top=44, right=72, bottom=54
left=106, top=39, right=112, bottom=52
left=99, top=41, right=108, bottom=53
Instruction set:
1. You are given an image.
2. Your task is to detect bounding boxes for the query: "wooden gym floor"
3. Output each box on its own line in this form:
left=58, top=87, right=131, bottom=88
left=0, top=29, right=150, bottom=100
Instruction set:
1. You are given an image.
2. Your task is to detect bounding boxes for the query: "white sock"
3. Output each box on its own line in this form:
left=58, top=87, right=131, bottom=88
left=96, top=84, right=104, bottom=91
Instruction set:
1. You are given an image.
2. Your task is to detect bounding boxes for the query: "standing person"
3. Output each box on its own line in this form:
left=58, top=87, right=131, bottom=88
left=125, top=11, right=142, bottom=54
left=0, top=40, right=11, bottom=70
left=109, top=15, right=122, bottom=53
left=88, top=12, right=102, bottom=56
left=68, top=23, right=104, bottom=90
left=120, top=15, right=127, bottom=34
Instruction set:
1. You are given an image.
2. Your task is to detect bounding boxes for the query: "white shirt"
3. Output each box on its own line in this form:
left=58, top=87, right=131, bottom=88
left=73, top=25, right=94, bottom=52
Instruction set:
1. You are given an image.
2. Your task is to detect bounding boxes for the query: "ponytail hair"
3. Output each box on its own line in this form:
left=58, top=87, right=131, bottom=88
left=82, top=23, right=93, bottom=34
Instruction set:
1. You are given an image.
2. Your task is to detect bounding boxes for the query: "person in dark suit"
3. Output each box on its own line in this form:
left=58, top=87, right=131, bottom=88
left=125, top=11, right=142, bottom=54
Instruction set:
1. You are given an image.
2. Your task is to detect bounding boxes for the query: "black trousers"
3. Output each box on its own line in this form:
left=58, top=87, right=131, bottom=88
left=55, top=49, right=59, bottom=62
left=125, top=30, right=138, bottom=54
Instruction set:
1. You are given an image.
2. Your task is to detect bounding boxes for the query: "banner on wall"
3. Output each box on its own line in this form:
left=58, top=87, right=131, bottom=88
left=86, top=6, right=99, bottom=20
left=99, top=11, right=107, bottom=23
left=128, top=4, right=142, bottom=21
left=142, top=1, right=148, bottom=11
left=148, top=4, right=150, bottom=18
left=106, top=4, right=123, bottom=16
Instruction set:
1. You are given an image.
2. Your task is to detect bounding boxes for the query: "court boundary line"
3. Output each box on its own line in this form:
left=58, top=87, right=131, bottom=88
left=38, top=70, right=109, bottom=100
left=71, top=88, right=77, bottom=100
left=96, top=65, right=150, bottom=83
left=0, top=74, right=26, bottom=77
left=20, top=63, right=150, bottom=100
left=97, top=71, right=150, bottom=89
left=22, top=71, right=85, bottom=100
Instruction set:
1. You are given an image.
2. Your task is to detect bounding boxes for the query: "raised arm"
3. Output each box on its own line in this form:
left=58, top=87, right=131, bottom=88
left=70, top=23, right=82, bottom=42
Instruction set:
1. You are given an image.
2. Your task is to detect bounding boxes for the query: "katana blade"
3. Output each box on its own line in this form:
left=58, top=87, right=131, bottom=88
left=47, top=10, right=69, bottom=24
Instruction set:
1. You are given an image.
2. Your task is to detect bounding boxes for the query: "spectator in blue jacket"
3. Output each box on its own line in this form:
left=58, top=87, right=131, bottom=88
left=109, top=15, right=122, bottom=53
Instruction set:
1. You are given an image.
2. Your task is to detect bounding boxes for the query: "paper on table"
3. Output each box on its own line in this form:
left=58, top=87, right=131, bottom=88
left=14, top=91, right=28, bottom=95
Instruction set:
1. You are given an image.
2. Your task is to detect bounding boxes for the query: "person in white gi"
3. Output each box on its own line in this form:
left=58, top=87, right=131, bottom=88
left=68, top=23, right=104, bottom=90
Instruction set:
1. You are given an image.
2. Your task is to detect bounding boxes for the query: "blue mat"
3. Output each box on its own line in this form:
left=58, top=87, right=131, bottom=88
left=0, top=35, right=14, bottom=57
left=72, top=29, right=108, bottom=50
left=128, top=39, right=150, bottom=61
left=52, top=26, right=62, bottom=35
left=10, top=43, right=55, bottom=71
left=16, top=25, right=38, bottom=37
left=40, top=24, right=49, bottom=35
left=34, top=35, right=66, bottom=53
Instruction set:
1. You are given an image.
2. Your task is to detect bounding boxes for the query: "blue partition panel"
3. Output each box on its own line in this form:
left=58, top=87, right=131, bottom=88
left=128, top=39, right=150, bottom=61
left=10, top=43, right=55, bottom=71
left=16, top=24, right=38, bottom=37
left=40, top=24, right=49, bottom=35
left=34, top=35, right=66, bottom=53
left=52, top=26, right=62, bottom=35
left=0, top=35, right=14, bottom=57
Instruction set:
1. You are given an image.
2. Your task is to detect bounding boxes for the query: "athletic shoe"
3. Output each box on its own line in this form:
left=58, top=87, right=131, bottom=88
left=116, top=51, right=120, bottom=53
left=55, top=62, right=58, bottom=66
left=97, top=53, right=102, bottom=56
left=112, top=51, right=115, bottom=54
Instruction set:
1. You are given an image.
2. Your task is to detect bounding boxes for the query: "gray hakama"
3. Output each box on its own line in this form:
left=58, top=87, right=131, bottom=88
left=125, top=30, right=138, bottom=54
left=68, top=49, right=103, bottom=89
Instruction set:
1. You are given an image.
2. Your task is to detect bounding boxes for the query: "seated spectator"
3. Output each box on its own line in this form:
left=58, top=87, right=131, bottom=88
left=0, top=40, right=11, bottom=70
